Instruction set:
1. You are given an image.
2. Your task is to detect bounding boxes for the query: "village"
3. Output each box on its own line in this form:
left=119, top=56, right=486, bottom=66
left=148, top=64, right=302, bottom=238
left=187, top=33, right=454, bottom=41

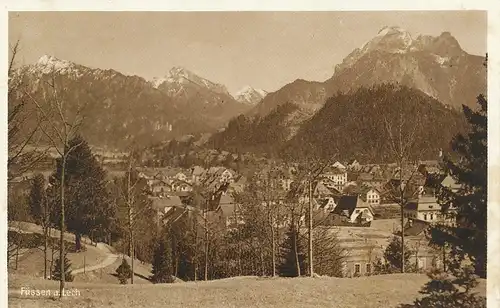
left=119, top=152, right=460, bottom=278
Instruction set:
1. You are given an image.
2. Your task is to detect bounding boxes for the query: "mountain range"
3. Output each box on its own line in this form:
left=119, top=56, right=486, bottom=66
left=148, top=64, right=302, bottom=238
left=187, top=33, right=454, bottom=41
left=10, top=56, right=266, bottom=150
left=9, top=26, right=486, bottom=156
left=250, top=26, right=486, bottom=129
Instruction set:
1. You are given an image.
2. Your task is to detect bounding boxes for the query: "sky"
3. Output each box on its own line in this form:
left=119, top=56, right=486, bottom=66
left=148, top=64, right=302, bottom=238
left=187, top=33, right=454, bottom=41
left=8, top=11, right=487, bottom=94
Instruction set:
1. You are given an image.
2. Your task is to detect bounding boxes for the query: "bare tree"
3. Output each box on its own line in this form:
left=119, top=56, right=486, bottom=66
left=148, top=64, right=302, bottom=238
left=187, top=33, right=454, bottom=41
left=24, top=68, right=87, bottom=297
left=8, top=40, right=48, bottom=181
left=382, top=99, right=425, bottom=274
left=284, top=158, right=333, bottom=276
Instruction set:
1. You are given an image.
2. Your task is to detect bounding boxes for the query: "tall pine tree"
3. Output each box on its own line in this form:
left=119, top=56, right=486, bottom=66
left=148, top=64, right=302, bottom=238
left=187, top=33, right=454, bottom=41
left=48, top=135, right=114, bottom=250
left=151, top=233, right=174, bottom=283
left=29, top=174, right=48, bottom=223
left=428, top=93, right=487, bottom=278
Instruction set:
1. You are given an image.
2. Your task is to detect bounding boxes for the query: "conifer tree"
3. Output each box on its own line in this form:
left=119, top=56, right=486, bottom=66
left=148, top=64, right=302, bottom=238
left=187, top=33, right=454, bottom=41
left=381, top=236, right=415, bottom=273
left=52, top=253, right=73, bottom=282
left=29, top=174, right=47, bottom=222
left=408, top=266, right=486, bottom=308
left=151, top=234, right=174, bottom=283
left=407, top=58, right=488, bottom=307
left=278, top=227, right=306, bottom=277
left=428, top=93, right=487, bottom=277
left=116, top=258, right=132, bottom=284
left=49, top=135, right=114, bottom=250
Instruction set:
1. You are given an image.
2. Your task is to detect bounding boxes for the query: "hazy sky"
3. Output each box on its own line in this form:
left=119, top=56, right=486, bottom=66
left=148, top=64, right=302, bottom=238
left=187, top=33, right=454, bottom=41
left=9, top=11, right=486, bottom=94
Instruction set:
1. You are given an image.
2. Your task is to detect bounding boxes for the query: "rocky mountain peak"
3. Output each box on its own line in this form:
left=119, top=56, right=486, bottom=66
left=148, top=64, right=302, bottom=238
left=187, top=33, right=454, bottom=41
left=152, top=66, right=230, bottom=96
left=31, top=54, right=79, bottom=76
left=334, top=27, right=466, bottom=75
left=234, top=86, right=268, bottom=105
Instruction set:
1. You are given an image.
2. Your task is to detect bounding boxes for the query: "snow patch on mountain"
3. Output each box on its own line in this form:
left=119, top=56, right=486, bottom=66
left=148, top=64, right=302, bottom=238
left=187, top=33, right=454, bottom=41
left=30, top=55, right=82, bottom=77
left=234, top=86, right=268, bottom=105
left=335, top=26, right=464, bottom=75
left=433, top=54, right=450, bottom=66
left=153, top=67, right=230, bottom=96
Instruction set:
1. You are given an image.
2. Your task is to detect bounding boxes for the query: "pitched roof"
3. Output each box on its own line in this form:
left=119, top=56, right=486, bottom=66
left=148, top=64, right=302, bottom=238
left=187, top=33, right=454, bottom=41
left=315, top=181, right=336, bottom=196
left=150, top=195, right=183, bottom=210
left=332, top=195, right=358, bottom=217
left=323, top=167, right=346, bottom=175
left=357, top=173, right=374, bottom=181
left=405, top=196, right=441, bottom=212
left=191, top=166, right=205, bottom=176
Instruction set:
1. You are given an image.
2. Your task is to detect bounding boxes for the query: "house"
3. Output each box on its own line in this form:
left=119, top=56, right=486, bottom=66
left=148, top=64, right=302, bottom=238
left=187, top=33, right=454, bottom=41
left=330, top=195, right=375, bottom=225
left=321, top=167, right=347, bottom=191
left=403, top=219, right=444, bottom=272
left=150, top=195, right=184, bottom=226
left=313, top=197, right=337, bottom=213
left=149, top=179, right=172, bottom=196
left=347, top=159, right=361, bottom=171
left=174, top=172, right=188, bottom=182
left=170, top=179, right=193, bottom=192
left=360, top=187, right=381, bottom=206
left=217, top=193, right=245, bottom=230
left=203, top=166, right=235, bottom=184
left=404, top=195, right=455, bottom=224
left=190, top=165, right=205, bottom=183
left=357, top=173, right=385, bottom=190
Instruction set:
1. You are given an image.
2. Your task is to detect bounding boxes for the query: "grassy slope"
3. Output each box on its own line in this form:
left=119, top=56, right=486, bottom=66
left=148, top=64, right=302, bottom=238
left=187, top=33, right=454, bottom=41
left=8, top=274, right=486, bottom=308
left=8, top=222, right=110, bottom=278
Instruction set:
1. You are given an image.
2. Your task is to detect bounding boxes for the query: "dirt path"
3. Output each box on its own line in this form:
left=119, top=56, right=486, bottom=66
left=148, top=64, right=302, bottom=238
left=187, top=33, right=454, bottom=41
left=8, top=221, right=119, bottom=275
left=72, top=253, right=119, bottom=274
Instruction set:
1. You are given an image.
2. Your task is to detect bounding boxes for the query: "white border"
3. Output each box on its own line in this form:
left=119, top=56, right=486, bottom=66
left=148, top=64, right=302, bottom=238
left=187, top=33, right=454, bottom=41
left=1, top=2, right=499, bottom=308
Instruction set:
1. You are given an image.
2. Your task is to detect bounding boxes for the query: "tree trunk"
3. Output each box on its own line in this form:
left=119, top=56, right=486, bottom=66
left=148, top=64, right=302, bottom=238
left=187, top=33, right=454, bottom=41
left=131, top=231, right=134, bottom=284
left=44, top=227, right=48, bottom=279
left=193, top=220, right=198, bottom=282
left=400, top=201, right=405, bottom=273
left=204, top=209, right=209, bottom=281
left=15, top=244, right=19, bottom=270
left=49, top=227, right=53, bottom=278
left=271, top=223, right=276, bottom=277
left=293, top=228, right=301, bottom=277
left=260, top=247, right=265, bottom=277
left=308, top=179, right=313, bottom=277
left=59, top=154, right=67, bottom=298
left=75, top=233, right=82, bottom=252
left=400, top=161, right=405, bottom=274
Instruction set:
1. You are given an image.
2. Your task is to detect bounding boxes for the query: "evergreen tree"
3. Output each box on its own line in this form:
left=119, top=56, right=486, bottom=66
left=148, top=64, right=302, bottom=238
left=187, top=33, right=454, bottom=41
left=151, top=234, right=174, bottom=283
left=375, top=236, right=414, bottom=274
left=115, top=258, right=132, bottom=284
left=52, top=253, right=73, bottom=282
left=406, top=266, right=486, bottom=308
left=278, top=227, right=306, bottom=277
left=28, top=174, right=47, bottom=223
left=48, top=135, right=114, bottom=250
left=428, top=93, right=487, bottom=277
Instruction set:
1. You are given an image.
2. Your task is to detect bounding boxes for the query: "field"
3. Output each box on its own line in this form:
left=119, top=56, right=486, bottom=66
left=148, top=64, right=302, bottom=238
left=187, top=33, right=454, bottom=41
left=9, top=273, right=487, bottom=308
left=8, top=220, right=487, bottom=308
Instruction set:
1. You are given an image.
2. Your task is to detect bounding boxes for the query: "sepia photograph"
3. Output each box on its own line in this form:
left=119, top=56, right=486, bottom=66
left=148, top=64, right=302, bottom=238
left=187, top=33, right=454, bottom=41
left=6, top=9, right=490, bottom=308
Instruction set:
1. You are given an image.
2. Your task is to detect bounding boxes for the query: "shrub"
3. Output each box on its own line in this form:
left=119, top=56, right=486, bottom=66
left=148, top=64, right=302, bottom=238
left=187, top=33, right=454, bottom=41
left=51, top=253, right=74, bottom=282
left=116, top=258, right=132, bottom=284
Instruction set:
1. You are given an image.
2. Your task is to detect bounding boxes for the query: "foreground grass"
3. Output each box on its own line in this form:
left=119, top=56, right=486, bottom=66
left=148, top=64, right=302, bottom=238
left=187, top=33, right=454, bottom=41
left=10, top=273, right=486, bottom=308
